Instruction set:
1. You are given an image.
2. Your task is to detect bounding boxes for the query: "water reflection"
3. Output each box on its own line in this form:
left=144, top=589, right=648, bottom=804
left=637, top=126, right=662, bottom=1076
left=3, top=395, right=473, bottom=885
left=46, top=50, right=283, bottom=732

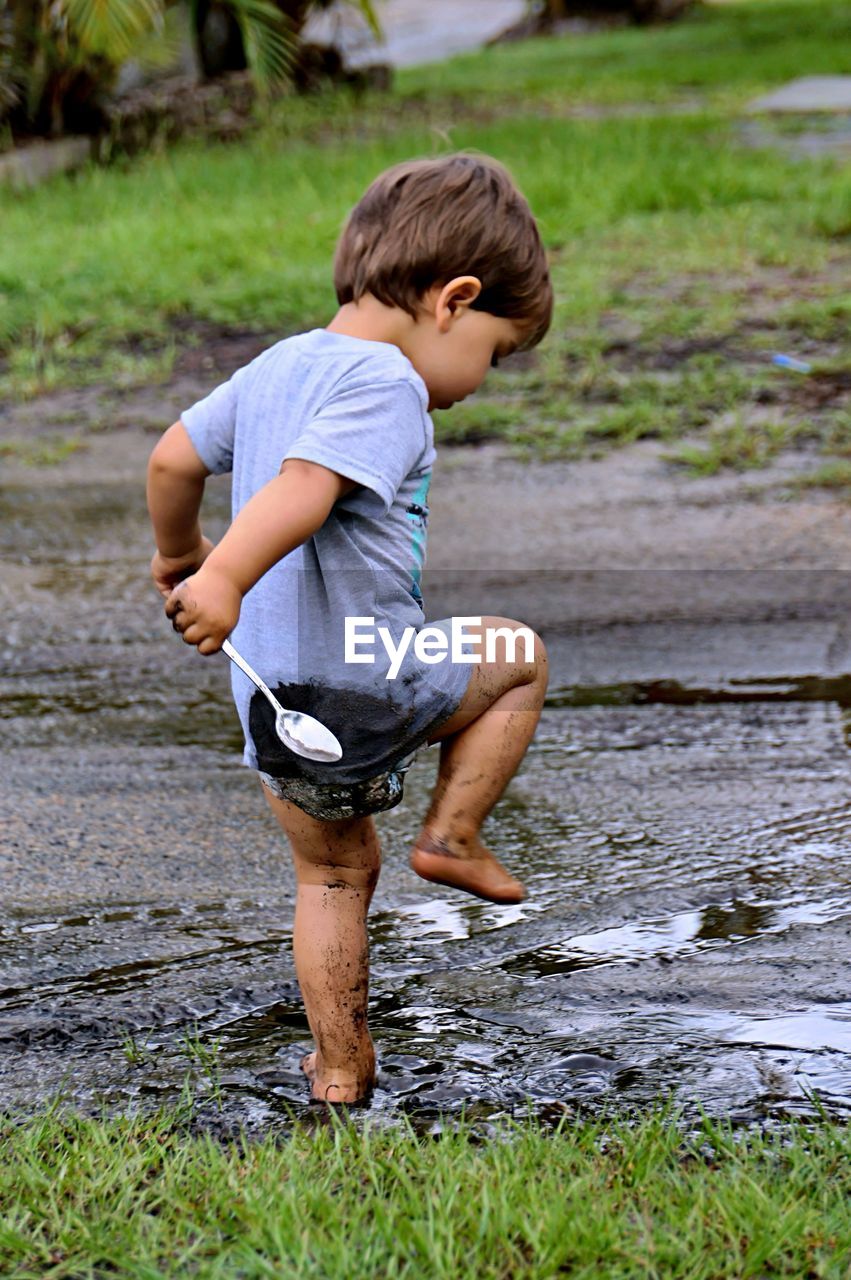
left=498, top=897, right=850, bottom=978
left=0, top=880, right=849, bottom=1130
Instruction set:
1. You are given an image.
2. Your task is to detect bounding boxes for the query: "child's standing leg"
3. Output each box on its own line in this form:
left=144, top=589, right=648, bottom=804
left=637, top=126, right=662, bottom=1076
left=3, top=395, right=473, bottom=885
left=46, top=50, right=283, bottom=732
left=263, top=790, right=380, bottom=1103
left=411, top=615, right=549, bottom=904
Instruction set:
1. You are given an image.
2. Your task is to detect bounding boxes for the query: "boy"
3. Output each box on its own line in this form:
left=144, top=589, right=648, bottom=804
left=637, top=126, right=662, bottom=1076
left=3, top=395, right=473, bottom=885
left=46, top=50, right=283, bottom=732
left=147, top=152, right=552, bottom=1104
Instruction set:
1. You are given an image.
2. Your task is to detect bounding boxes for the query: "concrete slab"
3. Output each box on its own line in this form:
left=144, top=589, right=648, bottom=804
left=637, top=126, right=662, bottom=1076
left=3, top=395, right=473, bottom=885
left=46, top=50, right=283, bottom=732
left=0, top=137, right=92, bottom=190
left=749, top=76, right=851, bottom=114
left=303, top=0, right=526, bottom=69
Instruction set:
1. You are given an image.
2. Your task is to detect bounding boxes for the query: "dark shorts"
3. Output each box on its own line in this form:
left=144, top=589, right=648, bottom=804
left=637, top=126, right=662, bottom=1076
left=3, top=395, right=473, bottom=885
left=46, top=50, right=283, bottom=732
left=255, top=615, right=479, bottom=821
left=259, top=751, right=418, bottom=821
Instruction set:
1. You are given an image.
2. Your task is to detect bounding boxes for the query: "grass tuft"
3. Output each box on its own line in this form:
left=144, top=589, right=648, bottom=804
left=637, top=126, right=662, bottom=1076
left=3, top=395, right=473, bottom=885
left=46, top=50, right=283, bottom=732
left=0, top=1103, right=849, bottom=1277
left=794, top=458, right=851, bottom=493
left=668, top=416, right=791, bottom=475
left=0, top=436, right=86, bottom=466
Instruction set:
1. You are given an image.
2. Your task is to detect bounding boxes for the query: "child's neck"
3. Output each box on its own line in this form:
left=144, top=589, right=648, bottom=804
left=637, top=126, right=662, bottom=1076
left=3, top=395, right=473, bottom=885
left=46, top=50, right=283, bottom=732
left=326, top=296, right=415, bottom=355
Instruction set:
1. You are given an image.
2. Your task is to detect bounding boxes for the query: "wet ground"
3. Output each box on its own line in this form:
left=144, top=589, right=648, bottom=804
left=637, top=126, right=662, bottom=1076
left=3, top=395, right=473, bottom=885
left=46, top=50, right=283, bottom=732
left=2, top=369, right=851, bottom=1133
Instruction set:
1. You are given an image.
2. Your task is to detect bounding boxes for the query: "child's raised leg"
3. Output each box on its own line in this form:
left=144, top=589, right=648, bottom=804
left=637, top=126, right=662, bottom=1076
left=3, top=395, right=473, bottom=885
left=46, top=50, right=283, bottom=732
left=411, top=615, right=548, bottom=905
left=263, top=788, right=380, bottom=1103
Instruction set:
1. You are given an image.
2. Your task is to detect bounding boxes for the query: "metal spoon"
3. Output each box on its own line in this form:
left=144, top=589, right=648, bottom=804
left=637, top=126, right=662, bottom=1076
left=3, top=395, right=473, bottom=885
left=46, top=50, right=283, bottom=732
left=221, top=639, right=342, bottom=763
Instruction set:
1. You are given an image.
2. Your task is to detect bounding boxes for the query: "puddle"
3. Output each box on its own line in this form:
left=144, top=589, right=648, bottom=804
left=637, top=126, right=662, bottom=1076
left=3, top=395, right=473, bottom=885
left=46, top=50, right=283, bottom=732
left=1, top=752, right=849, bottom=1135
left=2, top=688, right=850, bottom=1132
left=0, top=660, right=244, bottom=753
left=497, top=896, right=851, bottom=977
left=2, top=456, right=851, bottom=1134
left=547, top=673, right=851, bottom=710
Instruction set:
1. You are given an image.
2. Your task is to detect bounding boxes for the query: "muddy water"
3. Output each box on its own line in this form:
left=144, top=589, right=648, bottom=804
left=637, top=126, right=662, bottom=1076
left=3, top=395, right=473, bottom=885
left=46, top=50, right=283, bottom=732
left=1, top=691, right=849, bottom=1133
left=1, top=439, right=850, bottom=1133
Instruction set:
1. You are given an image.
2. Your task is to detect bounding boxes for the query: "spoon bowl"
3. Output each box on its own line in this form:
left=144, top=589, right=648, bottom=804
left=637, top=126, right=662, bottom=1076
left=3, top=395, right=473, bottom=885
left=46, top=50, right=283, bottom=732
left=273, top=707, right=343, bottom=763
left=221, top=639, right=342, bottom=763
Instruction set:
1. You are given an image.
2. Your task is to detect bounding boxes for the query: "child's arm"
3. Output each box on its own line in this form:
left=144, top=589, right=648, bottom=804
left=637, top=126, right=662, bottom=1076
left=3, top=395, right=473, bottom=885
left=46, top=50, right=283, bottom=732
left=148, top=422, right=357, bottom=655
left=147, top=421, right=214, bottom=597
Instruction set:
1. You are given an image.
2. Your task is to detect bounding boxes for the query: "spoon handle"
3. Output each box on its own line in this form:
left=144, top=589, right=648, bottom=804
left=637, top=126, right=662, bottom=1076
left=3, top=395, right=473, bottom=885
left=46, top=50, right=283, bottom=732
left=221, top=639, right=282, bottom=715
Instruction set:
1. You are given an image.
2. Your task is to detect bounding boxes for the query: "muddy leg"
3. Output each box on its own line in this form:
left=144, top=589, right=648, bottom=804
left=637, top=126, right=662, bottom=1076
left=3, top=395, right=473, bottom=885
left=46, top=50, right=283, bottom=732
left=263, top=788, right=380, bottom=1103
left=411, top=616, right=548, bottom=904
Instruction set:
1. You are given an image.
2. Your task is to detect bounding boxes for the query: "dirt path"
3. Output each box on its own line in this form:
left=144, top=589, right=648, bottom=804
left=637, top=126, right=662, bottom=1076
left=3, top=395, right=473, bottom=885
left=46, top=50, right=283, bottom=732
left=6, top=349, right=851, bottom=677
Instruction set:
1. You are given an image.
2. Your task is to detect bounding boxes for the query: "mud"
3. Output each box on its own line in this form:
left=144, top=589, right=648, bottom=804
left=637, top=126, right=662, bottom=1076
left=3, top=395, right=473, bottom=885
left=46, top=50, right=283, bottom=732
left=250, top=680, right=416, bottom=783
left=1, top=355, right=851, bottom=1133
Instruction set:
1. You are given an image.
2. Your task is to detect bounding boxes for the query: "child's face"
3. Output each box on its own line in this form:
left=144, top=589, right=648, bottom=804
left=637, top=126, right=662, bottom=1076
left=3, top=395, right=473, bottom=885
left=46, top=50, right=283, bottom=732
left=405, top=279, right=528, bottom=412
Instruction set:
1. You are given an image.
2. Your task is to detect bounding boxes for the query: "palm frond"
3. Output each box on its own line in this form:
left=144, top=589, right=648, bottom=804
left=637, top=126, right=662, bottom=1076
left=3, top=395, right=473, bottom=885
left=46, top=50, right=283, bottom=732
left=62, top=0, right=164, bottom=61
left=344, top=0, right=381, bottom=41
left=228, top=0, right=297, bottom=90
left=129, top=4, right=187, bottom=73
left=308, top=1, right=383, bottom=42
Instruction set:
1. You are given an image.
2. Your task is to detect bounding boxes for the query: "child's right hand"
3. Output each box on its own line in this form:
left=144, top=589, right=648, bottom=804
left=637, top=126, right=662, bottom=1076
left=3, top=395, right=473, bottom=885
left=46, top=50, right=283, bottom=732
left=151, top=536, right=214, bottom=599
left=165, top=564, right=242, bottom=655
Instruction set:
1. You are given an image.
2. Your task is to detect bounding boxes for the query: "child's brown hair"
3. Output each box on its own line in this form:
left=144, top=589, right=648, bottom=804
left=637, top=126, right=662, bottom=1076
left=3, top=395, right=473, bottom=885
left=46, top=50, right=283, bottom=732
left=334, top=152, right=552, bottom=350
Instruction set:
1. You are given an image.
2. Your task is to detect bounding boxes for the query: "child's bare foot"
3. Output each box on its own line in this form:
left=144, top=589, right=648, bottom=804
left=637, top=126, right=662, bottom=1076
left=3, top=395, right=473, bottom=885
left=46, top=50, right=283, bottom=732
left=410, top=831, right=525, bottom=904
left=301, top=1046, right=376, bottom=1104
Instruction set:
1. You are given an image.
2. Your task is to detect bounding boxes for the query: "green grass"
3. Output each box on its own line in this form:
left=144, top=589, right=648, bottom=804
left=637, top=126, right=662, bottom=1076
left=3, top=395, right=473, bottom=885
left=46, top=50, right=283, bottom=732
left=668, top=415, right=791, bottom=474
left=0, top=1103, right=849, bottom=1278
left=794, top=457, right=851, bottom=491
left=0, top=435, right=86, bottom=466
left=400, top=0, right=851, bottom=109
left=2, top=0, right=850, bottom=467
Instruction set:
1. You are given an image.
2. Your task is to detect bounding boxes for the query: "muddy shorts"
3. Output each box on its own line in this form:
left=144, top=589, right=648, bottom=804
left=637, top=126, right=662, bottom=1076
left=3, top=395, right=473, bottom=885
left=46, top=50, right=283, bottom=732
left=259, top=750, right=418, bottom=822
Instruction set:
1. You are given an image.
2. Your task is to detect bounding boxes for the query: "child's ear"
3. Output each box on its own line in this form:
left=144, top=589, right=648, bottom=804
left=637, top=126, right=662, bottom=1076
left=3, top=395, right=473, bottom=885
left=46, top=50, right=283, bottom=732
left=436, top=275, right=482, bottom=329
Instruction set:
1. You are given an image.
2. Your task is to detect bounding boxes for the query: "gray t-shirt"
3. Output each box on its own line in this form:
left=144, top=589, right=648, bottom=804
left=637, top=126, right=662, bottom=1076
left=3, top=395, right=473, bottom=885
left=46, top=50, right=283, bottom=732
left=181, top=328, right=472, bottom=785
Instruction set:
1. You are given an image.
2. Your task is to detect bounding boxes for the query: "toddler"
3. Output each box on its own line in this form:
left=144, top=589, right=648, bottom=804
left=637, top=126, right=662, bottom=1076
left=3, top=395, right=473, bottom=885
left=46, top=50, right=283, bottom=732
left=147, top=152, right=552, bottom=1103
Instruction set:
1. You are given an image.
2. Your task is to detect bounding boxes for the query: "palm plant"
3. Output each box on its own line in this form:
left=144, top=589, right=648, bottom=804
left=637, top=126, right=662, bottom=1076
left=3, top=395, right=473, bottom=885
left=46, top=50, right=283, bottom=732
left=0, top=0, right=379, bottom=139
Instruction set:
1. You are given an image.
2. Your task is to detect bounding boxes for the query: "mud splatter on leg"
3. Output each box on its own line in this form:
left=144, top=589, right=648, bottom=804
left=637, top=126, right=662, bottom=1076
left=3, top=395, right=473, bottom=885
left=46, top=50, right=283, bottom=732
left=411, top=618, right=548, bottom=904
left=263, top=789, right=380, bottom=1103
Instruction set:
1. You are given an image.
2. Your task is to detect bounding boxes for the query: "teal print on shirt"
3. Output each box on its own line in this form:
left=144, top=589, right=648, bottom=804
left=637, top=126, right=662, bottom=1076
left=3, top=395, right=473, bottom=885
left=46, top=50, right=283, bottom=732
left=405, top=471, right=431, bottom=606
